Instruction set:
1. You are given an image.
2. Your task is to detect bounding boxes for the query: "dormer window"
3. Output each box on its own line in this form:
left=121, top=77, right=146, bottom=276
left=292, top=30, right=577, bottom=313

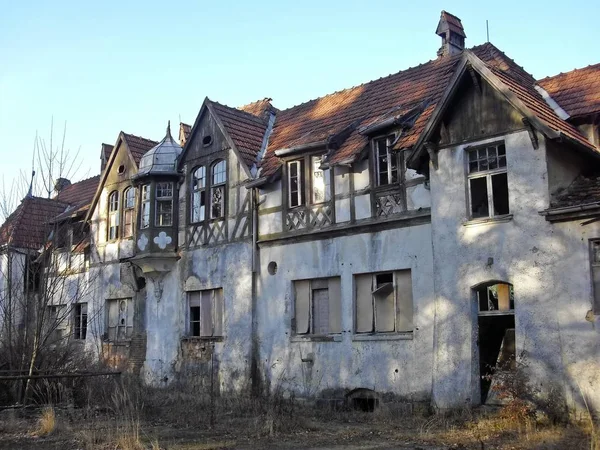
left=288, top=160, right=305, bottom=208
left=374, top=136, right=399, bottom=186
left=140, top=184, right=151, bottom=229
left=210, top=160, right=226, bottom=219
left=287, top=156, right=331, bottom=208
left=123, top=187, right=135, bottom=238
left=155, top=182, right=173, bottom=226
left=108, top=191, right=119, bottom=240
left=191, top=166, right=206, bottom=223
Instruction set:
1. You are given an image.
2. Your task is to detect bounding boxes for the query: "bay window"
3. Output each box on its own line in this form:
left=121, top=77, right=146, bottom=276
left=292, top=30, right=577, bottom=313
left=155, top=182, right=173, bottom=226
left=140, top=184, right=150, bottom=229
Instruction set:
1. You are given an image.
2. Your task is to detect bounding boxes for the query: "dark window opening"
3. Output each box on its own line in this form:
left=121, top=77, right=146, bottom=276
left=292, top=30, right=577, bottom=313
left=202, top=135, right=213, bottom=146
left=491, top=173, right=509, bottom=215
left=470, top=177, right=489, bottom=218
left=74, top=303, right=88, bottom=340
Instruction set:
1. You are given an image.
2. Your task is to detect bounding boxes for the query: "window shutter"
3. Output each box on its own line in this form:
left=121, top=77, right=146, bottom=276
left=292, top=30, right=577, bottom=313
left=593, top=267, right=600, bottom=313
left=395, top=270, right=414, bottom=332
left=374, top=284, right=395, bottom=332
left=200, top=290, right=213, bottom=336
left=355, top=274, right=374, bottom=332
left=312, top=288, right=329, bottom=334
left=328, top=277, right=342, bottom=333
left=213, top=289, right=224, bottom=336
left=294, top=280, right=310, bottom=334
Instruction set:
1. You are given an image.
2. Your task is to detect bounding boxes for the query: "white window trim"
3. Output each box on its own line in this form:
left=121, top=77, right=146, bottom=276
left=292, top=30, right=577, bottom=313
left=287, top=160, right=303, bottom=208
left=466, top=143, right=509, bottom=221
left=140, top=184, right=151, bottom=229
left=154, top=182, right=173, bottom=227
left=191, top=166, right=207, bottom=223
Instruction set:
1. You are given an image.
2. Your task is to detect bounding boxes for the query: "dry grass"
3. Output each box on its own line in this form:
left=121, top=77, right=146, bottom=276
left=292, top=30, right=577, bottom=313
left=35, top=405, right=56, bottom=436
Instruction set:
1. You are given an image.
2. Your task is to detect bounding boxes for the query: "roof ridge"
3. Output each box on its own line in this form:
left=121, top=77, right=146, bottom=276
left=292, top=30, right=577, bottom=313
left=210, top=99, right=270, bottom=123
left=275, top=47, right=486, bottom=114
left=238, top=97, right=272, bottom=110
left=122, top=131, right=158, bottom=143
left=538, top=62, right=600, bottom=82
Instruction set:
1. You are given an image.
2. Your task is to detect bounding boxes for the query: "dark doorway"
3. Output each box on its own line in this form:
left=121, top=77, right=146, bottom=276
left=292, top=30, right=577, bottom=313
left=474, top=282, right=516, bottom=404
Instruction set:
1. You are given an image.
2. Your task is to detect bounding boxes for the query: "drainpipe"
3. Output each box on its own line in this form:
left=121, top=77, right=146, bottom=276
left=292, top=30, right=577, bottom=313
left=250, top=186, right=260, bottom=395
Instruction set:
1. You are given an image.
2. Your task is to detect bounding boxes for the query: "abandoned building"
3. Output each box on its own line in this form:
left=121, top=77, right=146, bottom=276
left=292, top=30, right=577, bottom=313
left=1, top=10, right=599, bottom=413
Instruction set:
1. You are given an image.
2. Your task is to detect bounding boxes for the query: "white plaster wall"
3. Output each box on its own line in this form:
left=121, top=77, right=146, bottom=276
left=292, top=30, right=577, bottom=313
left=142, top=241, right=254, bottom=392
left=335, top=198, right=351, bottom=223
left=256, top=224, right=435, bottom=399
left=429, top=130, right=600, bottom=413
left=355, top=194, right=371, bottom=220
left=406, top=184, right=430, bottom=210
left=334, top=166, right=350, bottom=196
left=353, top=159, right=370, bottom=191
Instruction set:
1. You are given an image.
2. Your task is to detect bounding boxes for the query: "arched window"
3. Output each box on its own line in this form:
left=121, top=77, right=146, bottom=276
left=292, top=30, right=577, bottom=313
left=122, top=187, right=135, bottom=238
left=191, top=166, right=206, bottom=222
left=211, top=160, right=226, bottom=219
left=108, top=191, right=119, bottom=240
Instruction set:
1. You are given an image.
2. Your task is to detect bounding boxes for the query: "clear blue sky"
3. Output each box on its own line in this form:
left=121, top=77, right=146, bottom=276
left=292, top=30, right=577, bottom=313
left=1, top=0, right=599, bottom=194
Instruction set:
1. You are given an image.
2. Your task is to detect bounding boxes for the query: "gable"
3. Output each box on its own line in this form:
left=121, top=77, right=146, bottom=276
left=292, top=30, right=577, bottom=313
left=104, top=138, right=138, bottom=191
left=182, top=108, right=230, bottom=165
left=434, top=73, right=525, bottom=147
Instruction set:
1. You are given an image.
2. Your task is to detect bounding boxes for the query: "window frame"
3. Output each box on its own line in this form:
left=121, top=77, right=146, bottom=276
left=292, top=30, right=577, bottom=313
left=466, top=142, right=509, bottom=220
left=108, top=190, right=120, bottom=241
left=140, top=184, right=151, bottom=229
left=292, top=277, right=341, bottom=337
left=590, top=240, right=600, bottom=315
left=354, top=270, right=413, bottom=335
left=106, top=298, right=134, bottom=342
left=73, top=303, right=88, bottom=340
left=210, top=160, right=227, bottom=219
left=372, top=135, right=401, bottom=188
left=187, top=288, right=224, bottom=339
left=190, top=165, right=207, bottom=223
left=154, top=182, right=174, bottom=227
left=285, top=154, right=331, bottom=209
left=122, top=186, right=135, bottom=238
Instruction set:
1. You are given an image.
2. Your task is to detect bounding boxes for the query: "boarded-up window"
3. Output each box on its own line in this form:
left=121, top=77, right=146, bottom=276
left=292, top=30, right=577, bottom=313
left=293, top=277, right=341, bottom=335
left=355, top=270, right=413, bottom=333
left=107, top=298, right=134, bottom=341
left=591, top=241, right=600, bottom=314
left=188, top=289, right=224, bottom=337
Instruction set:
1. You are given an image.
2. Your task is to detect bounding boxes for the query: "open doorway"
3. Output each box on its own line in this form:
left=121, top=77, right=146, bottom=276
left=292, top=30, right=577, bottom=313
left=474, top=282, right=515, bottom=404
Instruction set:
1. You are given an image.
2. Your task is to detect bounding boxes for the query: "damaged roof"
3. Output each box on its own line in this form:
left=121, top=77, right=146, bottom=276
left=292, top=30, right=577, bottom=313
left=259, top=42, right=597, bottom=177
left=551, top=175, right=600, bottom=209
left=538, top=63, right=600, bottom=119
left=53, top=175, right=101, bottom=220
left=0, top=197, right=69, bottom=250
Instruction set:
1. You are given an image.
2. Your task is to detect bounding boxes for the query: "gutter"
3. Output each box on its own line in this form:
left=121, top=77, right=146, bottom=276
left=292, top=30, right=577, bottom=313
left=274, top=140, right=328, bottom=157
left=539, top=202, right=600, bottom=222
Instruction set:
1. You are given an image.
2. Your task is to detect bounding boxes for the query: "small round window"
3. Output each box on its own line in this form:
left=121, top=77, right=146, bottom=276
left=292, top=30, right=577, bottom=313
left=202, top=135, right=213, bottom=147
left=117, top=164, right=126, bottom=175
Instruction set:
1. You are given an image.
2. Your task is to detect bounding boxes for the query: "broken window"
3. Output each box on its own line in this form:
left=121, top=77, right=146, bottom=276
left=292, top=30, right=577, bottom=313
left=107, top=298, right=133, bottom=341
left=155, top=182, right=173, bottom=226
left=293, top=277, right=341, bottom=335
left=288, top=160, right=305, bottom=208
left=47, top=304, right=68, bottom=343
left=74, top=303, right=87, bottom=340
left=140, top=184, right=151, bottom=229
left=191, top=165, right=206, bottom=222
left=474, top=282, right=515, bottom=404
left=590, top=240, right=600, bottom=314
left=122, top=187, right=135, bottom=238
left=355, top=270, right=413, bottom=334
left=467, top=143, right=509, bottom=219
left=211, top=160, right=226, bottom=219
left=188, top=288, right=224, bottom=337
left=108, top=190, right=120, bottom=240
left=374, top=136, right=400, bottom=186
left=311, top=156, right=331, bottom=204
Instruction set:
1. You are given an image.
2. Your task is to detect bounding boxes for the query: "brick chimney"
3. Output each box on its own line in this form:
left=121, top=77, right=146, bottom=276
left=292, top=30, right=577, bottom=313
left=436, top=11, right=466, bottom=57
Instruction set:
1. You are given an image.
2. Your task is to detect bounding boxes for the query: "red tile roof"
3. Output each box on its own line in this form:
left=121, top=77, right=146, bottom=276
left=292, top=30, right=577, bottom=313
left=0, top=197, right=69, bottom=249
left=53, top=175, right=101, bottom=219
left=258, top=43, right=597, bottom=177
left=551, top=175, right=600, bottom=208
left=122, top=133, right=158, bottom=165
left=436, top=10, right=466, bottom=38
left=210, top=99, right=273, bottom=169
left=538, top=63, right=600, bottom=118
left=102, top=143, right=114, bottom=162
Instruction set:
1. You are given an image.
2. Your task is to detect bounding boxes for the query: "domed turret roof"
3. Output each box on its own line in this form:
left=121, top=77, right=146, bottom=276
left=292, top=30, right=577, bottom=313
left=137, top=122, right=182, bottom=176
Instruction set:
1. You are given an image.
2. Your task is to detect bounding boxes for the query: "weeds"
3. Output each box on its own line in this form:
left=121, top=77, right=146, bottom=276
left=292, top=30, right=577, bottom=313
left=35, top=405, right=56, bottom=436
